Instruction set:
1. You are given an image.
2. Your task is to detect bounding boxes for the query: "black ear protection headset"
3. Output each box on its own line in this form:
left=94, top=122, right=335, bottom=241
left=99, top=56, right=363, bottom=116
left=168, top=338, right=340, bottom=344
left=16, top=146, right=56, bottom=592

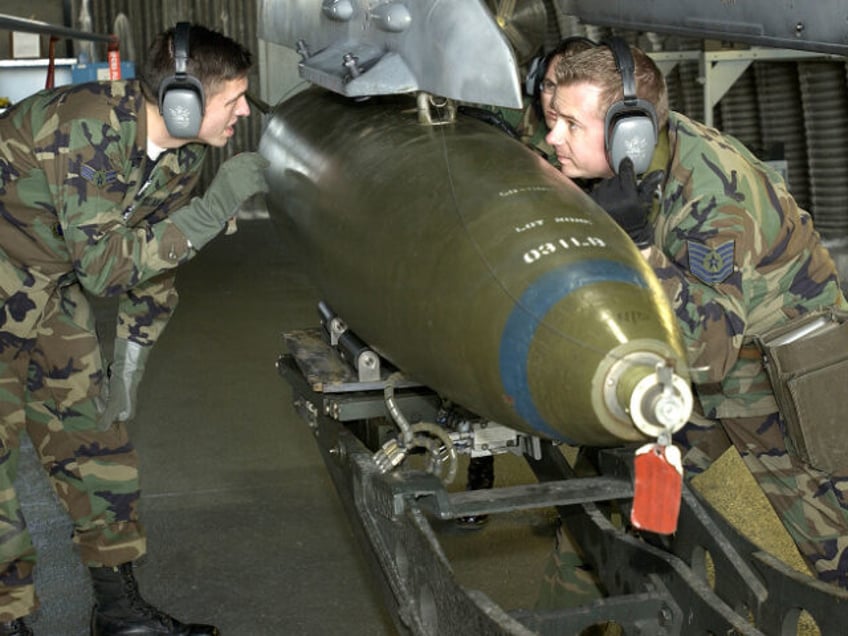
left=158, top=22, right=205, bottom=139
left=601, top=36, right=658, bottom=175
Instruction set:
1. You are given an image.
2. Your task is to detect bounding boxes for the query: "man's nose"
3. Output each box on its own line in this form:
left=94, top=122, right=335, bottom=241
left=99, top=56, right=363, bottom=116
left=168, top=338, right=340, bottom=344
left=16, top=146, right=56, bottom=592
left=545, top=120, right=564, bottom=147
left=237, top=96, right=251, bottom=116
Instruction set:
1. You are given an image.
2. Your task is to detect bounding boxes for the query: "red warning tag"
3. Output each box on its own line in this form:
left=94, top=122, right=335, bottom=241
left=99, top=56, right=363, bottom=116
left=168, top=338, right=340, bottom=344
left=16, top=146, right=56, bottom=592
left=631, top=443, right=683, bottom=535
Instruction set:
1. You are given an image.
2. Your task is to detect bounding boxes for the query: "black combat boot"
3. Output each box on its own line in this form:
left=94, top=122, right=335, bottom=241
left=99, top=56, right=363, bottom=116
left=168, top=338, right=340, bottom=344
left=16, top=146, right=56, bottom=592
left=89, top=563, right=219, bottom=635
left=456, top=455, right=495, bottom=529
left=0, top=619, right=32, bottom=636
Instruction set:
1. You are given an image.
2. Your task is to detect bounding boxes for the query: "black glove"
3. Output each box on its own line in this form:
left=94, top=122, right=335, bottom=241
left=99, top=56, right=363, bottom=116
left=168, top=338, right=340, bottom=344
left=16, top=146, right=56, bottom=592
left=588, top=157, right=664, bottom=249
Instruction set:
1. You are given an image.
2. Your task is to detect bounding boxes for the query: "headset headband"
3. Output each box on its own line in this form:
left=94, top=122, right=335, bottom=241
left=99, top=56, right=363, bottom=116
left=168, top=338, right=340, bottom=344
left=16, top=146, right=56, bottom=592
left=604, top=37, right=638, bottom=104
left=173, top=22, right=191, bottom=78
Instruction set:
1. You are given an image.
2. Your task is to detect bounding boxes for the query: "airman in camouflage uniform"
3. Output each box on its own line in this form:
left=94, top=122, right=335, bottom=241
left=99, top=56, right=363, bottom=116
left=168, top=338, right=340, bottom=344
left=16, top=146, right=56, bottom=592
left=647, top=113, right=848, bottom=588
left=543, top=39, right=848, bottom=593
left=0, top=23, right=267, bottom=636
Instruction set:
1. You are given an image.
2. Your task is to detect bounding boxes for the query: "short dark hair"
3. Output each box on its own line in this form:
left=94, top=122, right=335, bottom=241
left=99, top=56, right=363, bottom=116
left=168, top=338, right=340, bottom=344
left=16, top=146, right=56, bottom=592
left=139, top=24, right=252, bottom=104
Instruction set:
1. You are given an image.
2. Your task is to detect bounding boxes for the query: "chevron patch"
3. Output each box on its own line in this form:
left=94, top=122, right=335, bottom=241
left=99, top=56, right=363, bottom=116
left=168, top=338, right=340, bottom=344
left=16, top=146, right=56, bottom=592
left=687, top=239, right=735, bottom=284
left=80, top=163, right=117, bottom=188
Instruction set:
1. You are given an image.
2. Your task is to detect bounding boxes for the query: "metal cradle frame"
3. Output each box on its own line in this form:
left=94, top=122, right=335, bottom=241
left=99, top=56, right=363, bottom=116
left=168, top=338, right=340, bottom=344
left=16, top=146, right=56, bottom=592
left=277, top=328, right=848, bottom=636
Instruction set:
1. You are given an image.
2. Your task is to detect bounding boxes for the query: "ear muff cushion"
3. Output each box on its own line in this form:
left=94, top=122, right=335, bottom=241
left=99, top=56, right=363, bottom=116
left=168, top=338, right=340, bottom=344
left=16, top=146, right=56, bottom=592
left=158, top=22, right=205, bottom=139
left=160, top=77, right=204, bottom=138
left=605, top=100, right=658, bottom=175
left=601, top=37, right=659, bottom=175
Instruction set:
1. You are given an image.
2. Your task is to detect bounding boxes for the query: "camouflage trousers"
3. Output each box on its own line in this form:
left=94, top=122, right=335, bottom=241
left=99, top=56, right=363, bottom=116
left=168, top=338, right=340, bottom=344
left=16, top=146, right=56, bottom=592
left=536, top=521, right=605, bottom=611
left=535, top=447, right=606, bottom=612
left=677, top=413, right=848, bottom=589
left=0, top=284, right=145, bottom=620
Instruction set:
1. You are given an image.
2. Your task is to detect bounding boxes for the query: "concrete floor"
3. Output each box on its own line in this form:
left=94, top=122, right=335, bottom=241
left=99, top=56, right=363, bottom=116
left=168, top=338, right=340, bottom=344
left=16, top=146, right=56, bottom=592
left=17, top=213, right=558, bottom=635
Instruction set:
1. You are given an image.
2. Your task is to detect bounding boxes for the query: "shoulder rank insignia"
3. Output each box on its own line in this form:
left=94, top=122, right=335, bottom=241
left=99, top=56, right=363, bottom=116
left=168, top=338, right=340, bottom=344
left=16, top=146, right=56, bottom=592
left=80, top=163, right=117, bottom=189
left=687, top=239, right=735, bottom=284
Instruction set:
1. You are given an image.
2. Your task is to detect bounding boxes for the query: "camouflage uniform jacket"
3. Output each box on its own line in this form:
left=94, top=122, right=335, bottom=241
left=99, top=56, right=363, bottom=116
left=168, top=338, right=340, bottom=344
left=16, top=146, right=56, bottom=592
left=646, top=112, right=846, bottom=418
left=0, top=80, right=206, bottom=347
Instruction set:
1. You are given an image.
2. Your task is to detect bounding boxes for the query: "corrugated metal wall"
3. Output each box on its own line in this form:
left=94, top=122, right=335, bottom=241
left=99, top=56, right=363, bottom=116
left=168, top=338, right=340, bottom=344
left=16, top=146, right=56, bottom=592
left=85, top=0, right=261, bottom=187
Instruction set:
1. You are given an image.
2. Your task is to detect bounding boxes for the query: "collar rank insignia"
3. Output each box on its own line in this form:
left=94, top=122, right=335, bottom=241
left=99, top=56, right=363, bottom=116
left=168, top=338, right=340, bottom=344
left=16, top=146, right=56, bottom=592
left=687, top=239, right=735, bottom=284
left=80, top=163, right=117, bottom=189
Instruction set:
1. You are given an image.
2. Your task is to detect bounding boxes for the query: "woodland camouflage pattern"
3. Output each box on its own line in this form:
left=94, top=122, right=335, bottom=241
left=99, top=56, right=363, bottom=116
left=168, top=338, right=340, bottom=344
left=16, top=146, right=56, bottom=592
left=647, top=112, right=847, bottom=419
left=0, top=80, right=206, bottom=618
left=646, top=112, right=848, bottom=587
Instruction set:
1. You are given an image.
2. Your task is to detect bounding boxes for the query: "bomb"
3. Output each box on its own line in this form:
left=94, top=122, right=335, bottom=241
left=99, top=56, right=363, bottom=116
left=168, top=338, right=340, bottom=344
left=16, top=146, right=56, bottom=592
left=260, top=88, right=692, bottom=446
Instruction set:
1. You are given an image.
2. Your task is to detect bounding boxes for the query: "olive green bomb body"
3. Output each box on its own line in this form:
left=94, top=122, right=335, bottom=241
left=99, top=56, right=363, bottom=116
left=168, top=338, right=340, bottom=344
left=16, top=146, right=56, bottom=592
left=260, top=88, right=691, bottom=446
